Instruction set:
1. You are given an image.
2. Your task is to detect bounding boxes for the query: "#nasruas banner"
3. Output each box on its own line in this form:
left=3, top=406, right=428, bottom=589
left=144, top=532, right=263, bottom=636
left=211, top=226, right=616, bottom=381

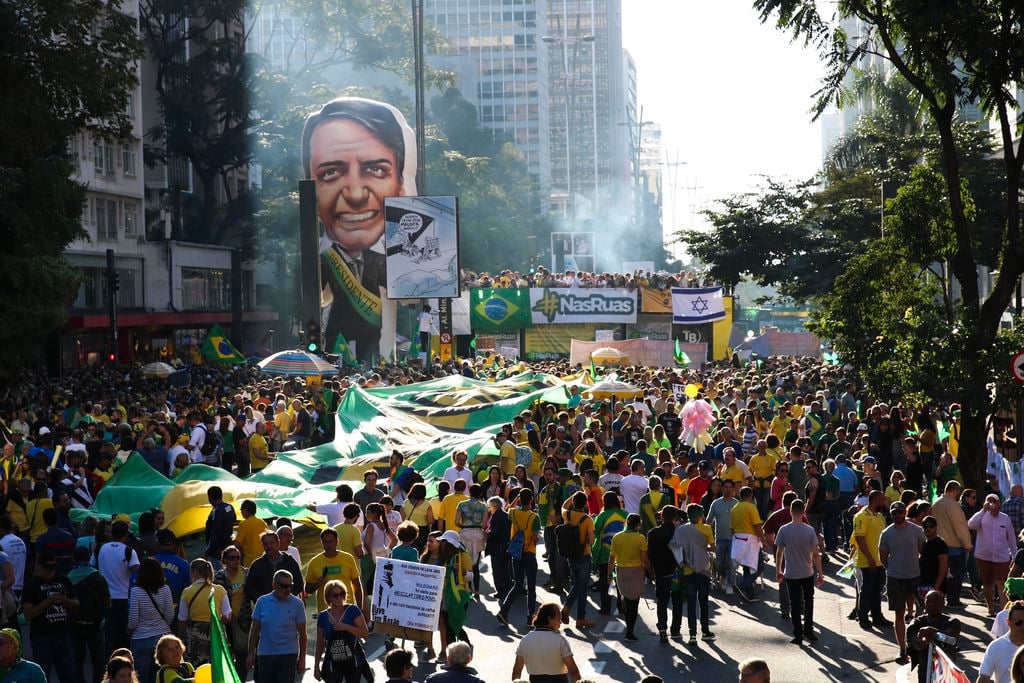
left=529, top=287, right=637, bottom=325
left=369, top=557, right=444, bottom=632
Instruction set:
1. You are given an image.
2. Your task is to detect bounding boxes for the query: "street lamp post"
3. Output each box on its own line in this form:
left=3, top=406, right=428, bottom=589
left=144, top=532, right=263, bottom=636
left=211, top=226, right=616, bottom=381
left=542, top=33, right=594, bottom=227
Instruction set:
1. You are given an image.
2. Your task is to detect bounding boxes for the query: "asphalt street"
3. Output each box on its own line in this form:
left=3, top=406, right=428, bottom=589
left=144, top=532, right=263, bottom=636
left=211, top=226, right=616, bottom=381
left=285, top=530, right=993, bottom=683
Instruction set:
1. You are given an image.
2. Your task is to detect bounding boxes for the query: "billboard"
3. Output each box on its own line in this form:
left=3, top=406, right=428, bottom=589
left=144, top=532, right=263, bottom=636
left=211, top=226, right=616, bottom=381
left=302, top=97, right=416, bottom=362
left=551, top=231, right=595, bottom=272
left=529, top=287, right=637, bottom=325
left=384, top=196, right=459, bottom=299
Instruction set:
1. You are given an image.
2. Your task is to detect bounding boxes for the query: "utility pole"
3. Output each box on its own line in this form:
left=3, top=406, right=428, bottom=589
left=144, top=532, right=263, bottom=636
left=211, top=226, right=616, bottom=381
left=411, top=0, right=426, bottom=194
left=105, top=248, right=119, bottom=363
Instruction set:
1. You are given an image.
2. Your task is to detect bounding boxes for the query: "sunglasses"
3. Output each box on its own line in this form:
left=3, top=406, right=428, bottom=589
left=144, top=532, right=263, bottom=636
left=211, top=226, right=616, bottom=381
left=275, top=581, right=293, bottom=589
left=224, top=554, right=240, bottom=560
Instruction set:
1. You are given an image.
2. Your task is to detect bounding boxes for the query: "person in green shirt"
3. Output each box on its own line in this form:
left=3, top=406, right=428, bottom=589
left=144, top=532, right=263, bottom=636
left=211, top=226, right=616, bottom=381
left=391, top=522, right=421, bottom=562
left=639, top=475, right=670, bottom=536
left=0, top=628, right=46, bottom=682
left=592, top=491, right=628, bottom=615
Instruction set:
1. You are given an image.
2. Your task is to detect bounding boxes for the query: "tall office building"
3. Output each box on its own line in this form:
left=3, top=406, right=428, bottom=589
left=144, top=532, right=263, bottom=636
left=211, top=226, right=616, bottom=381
left=546, top=0, right=631, bottom=220
left=425, top=1, right=552, bottom=211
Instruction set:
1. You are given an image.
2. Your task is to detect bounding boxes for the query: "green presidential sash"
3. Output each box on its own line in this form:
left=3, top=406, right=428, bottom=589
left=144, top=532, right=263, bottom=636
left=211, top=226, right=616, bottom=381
left=321, top=246, right=382, bottom=327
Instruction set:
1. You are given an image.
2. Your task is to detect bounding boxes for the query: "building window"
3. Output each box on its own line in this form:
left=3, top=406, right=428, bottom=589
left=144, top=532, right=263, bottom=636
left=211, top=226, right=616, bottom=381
left=122, top=143, right=136, bottom=177
left=122, top=201, right=137, bottom=236
left=125, top=92, right=135, bottom=120
left=93, top=139, right=115, bottom=176
left=94, top=198, right=118, bottom=240
left=181, top=268, right=231, bottom=311
left=73, top=265, right=137, bottom=309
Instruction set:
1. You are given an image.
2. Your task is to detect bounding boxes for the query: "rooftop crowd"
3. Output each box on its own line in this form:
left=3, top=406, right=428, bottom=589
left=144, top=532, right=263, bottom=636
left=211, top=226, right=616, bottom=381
left=460, top=267, right=720, bottom=291
left=0, top=352, right=1018, bottom=682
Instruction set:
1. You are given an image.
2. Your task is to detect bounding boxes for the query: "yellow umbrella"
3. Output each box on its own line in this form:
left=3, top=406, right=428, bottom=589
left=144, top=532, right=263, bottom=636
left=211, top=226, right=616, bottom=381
left=584, top=379, right=643, bottom=400
left=590, top=347, right=629, bottom=366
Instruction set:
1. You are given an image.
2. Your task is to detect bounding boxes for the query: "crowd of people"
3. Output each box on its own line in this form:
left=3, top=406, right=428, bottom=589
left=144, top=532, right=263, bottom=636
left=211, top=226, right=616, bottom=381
left=460, top=267, right=719, bottom=292
left=0, top=352, right=1021, bottom=682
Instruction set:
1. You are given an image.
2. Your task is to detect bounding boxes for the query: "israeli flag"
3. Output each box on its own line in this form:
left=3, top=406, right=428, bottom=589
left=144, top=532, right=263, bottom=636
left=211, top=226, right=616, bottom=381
left=671, top=286, right=726, bottom=324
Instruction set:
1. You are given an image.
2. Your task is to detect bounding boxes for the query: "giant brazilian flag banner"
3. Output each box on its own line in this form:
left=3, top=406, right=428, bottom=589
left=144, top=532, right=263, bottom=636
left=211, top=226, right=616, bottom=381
left=69, top=371, right=592, bottom=537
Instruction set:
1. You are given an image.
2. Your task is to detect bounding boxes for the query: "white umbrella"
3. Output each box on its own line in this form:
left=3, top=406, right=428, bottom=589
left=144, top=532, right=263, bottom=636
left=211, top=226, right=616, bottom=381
left=142, top=362, right=176, bottom=379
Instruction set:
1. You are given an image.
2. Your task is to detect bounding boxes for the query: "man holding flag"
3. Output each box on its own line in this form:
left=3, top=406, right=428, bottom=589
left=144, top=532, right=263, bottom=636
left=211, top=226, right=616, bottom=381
left=906, top=589, right=962, bottom=683
left=200, top=324, right=246, bottom=365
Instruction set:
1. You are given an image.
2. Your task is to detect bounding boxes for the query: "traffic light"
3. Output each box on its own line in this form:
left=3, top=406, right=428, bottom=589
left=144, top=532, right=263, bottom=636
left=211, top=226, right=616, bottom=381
left=111, top=270, right=120, bottom=293
left=306, top=318, right=321, bottom=353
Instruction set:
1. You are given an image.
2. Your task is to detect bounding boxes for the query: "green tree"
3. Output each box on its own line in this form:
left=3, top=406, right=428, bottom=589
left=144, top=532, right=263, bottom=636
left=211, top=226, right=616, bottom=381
left=0, top=0, right=141, bottom=372
left=754, top=0, right=1024, bottom=487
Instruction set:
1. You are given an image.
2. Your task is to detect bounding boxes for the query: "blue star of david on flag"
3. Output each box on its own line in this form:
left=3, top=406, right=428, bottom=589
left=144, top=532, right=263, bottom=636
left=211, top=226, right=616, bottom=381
left=691, top=296, right=709, bottom=314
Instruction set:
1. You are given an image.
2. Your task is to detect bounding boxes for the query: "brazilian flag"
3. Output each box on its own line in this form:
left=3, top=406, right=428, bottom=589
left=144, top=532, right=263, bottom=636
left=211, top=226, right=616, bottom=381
left=209, top=592, right=241, bottom=683
left=673, top=339, right=691, bottom=367
left=471, top=288, right=532, bottom=332
left=200, top=324, right=245, bottom=364
left=333, top=333, right=355, bottom=366
left=443, top=555, right=473, bottom=635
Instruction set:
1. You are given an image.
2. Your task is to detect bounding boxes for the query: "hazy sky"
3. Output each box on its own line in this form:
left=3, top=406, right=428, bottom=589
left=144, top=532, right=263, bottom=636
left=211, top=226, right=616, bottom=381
left=622, top=2, right=827, bottom=254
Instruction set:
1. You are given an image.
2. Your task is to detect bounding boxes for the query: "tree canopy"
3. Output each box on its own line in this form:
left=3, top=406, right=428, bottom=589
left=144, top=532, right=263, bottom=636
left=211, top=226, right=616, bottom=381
left=0, top=0, right=141, bottom=372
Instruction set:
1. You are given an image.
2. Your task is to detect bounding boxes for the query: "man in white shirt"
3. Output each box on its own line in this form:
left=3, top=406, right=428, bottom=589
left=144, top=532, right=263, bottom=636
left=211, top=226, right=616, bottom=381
left=97, top=520, right=140, bottom=652
left=0, top=517, right=26, bottom=596
left=619, top=459, right=649, bottom=514
left=443, top=450, right=475, bottom=488
left=187, top=411, right=207, bottom=462
left=979, top=600, right=1024, bottom=683
left=167, top=434, right=190, bottom=473
left=416, top=304, right=433, bottom=363
left=631, top=396, right=652, bottom=424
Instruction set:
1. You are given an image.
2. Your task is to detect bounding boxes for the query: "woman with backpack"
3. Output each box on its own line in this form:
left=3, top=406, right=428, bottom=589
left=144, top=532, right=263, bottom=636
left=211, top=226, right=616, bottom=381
left=496, top=488, right=541, bottom=628
left=128, top=557, right=174, bottom=683
left=558, top=491, right=596, bottom=628
left=176, top=558, right=231, bottom=666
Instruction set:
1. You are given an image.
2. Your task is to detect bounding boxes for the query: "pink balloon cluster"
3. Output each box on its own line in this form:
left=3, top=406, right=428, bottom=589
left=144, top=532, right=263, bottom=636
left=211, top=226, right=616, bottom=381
left=680, top=399, right=716, bottom=450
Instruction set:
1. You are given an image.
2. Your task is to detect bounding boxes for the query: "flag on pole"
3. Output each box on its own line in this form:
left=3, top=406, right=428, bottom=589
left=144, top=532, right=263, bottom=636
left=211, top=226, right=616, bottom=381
left=409, top=333, right=421, bottom=359
left=209, top=592, right=242, bottom=683
left=671, top=286, right=726, bottom=324
left=332, top=333, right=355, bottom=366
left=674, top=339, right=691, bottom=367
left=468, top=335, right=477, bottom=355
left=200, top=324, right=246, bottom=364
left=590, top=357, right=600, bottom=381
left=929, top=642, right=969, bottom=682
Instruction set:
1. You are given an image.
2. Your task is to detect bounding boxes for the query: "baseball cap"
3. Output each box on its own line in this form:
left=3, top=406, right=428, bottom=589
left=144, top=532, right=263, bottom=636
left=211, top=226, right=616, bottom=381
left=861, top=456, right=877, bottom=466
left=38, top=426, right=51, bottom=436
left=890, top=501, right=906, bottom=512
left=439, top=530, right=464, bottom=549
left=856, top=423, right=869, bottom=432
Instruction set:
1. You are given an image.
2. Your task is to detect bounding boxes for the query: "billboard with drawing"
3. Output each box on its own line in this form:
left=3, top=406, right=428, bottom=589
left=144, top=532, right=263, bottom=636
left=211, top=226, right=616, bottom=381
left=384, top=196, right=460, bottom=299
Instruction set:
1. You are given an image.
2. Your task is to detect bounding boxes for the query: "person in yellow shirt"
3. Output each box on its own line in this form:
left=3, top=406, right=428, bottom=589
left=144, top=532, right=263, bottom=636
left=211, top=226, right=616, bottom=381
left=853, top=490, right=887, bottom=627
left=333, top=503, right=365, bottom=560
left=609, top=514, right=650, bottom=641
left=233, top=500, right=267, bottom=566
left=247, top=423, right=273, bottom=473
left=304, top=528, right=362, bottom=612
left=496, top=431, right=518, bottom=477
left=719, top=449, right=752, bottom=489
left=769, top=410, right=790, bottom=442
left=748, top=439, right=779, bottom=516
left=26, top=483, right=53, bottom=544
left=729, top=487, right=763, bottom=601
left=272, top=401, right=292, bottom=450
left=439, top=479, right=469, bottom=532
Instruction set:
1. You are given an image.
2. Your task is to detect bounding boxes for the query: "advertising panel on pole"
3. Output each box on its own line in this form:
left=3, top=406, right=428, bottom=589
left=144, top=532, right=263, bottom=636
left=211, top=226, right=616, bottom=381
left=551, top=232, right=595, bottom=272
left=529, top=287, right=637, bottom=325
left=302, top=96, right=416, bottom=363
left=384, top=195, right=459, bottom=299
left=671, top=286, right=727, bottom=324
left=370, top=556, right=444, bottom=635
left=470, top=288, right=532, bottom=332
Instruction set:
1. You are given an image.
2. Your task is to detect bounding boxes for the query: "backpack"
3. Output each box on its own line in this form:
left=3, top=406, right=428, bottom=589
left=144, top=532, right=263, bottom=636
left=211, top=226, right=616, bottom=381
left=71, top=571, right=109, bottom=625
left=508, top=510, right=535, bottom=560
left=197, top=425, right=222, bottom=465
left=514, top=445, right=534, bottom=469
left=555, top=511, right=584, bottom=560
